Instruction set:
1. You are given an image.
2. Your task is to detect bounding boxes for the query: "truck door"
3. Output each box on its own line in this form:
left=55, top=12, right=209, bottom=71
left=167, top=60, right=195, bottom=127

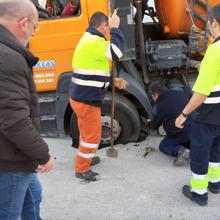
left=29, top=0, right=89, bottom=92
left=29, top=0, right=90, bottom=136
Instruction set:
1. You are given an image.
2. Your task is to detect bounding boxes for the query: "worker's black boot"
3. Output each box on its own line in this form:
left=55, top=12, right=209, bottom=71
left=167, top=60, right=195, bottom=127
left=75, top=170, right=100, bottom=181
left=208, top=182, right=220, bottom=194
left=182, top=185, right=208, bottom=206
left=91, top=156, right=101, bottom=166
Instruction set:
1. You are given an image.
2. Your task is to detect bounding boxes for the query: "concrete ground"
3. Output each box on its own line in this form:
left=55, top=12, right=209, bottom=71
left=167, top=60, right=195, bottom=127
left=39, top=136, right=220, bottom=220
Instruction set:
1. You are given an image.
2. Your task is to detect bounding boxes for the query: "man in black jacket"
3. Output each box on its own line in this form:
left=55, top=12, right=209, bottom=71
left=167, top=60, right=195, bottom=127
left=149, top=81, right=192, bottom=166
left=0, top=0, right=53, bottom=219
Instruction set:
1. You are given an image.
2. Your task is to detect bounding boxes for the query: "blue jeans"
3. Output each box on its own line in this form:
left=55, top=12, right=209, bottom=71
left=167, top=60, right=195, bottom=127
left=0, top=173, right=42, bottom=220
left=159, top=136, right=190, bottom=156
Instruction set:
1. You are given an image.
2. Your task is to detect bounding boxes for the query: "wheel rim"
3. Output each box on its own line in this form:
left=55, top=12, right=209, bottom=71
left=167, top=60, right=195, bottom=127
left=101, top=115, right=121, bottom=145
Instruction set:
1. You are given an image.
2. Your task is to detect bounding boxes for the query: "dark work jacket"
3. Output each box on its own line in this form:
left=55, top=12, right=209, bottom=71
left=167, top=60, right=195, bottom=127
left=0, top=25, right=50, bottom=172
left=150, top=87, right=192, bottom=139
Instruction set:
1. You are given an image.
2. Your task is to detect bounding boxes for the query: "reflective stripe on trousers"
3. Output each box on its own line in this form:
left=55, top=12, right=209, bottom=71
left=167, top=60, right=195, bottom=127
left=190, top=121, right=220, bottom=195
left=70, top=99, right=101, bottom=173
left=191, top=163, right=220, bottom=194
left=208, top=162, right=220, bottom=183
left=190, top=172, right=208, bottom=195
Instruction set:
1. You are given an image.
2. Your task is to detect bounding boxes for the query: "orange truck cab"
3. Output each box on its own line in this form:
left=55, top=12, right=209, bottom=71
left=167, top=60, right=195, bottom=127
left=30, top=0, right=219, bottom=147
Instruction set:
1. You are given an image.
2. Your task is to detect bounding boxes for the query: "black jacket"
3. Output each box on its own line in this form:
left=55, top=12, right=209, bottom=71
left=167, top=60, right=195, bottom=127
left=0, top=25, right=50, bottom=172
left=150, top=87, right=192, bottom=139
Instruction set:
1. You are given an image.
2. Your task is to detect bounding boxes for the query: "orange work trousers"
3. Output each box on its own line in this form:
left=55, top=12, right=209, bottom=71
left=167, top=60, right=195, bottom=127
left=70, top=99, right=101, bottom=173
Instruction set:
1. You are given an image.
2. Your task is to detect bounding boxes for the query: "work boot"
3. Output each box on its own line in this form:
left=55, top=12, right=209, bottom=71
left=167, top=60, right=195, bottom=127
left=182, top=185, right=208, bottom=206
left=75, top=170, right=100, bottom=181
left=173, top=147, right=190, bottom=166
left=91, top=156, right=101, bottom=166
left=208, top=182, right=220, bottom=194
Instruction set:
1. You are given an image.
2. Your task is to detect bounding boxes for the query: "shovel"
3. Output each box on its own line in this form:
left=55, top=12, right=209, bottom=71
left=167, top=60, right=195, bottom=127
left=106, top=61, right=118, bottom=158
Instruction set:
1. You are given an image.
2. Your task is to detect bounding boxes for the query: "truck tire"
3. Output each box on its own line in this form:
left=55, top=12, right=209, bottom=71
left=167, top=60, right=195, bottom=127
left=70, top=94, right=141, bottom=148
left=70, top=111, right=79, bottom=147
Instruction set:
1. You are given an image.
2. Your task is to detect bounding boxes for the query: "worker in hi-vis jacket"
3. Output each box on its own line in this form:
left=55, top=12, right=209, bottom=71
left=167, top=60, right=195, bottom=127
left=69, top=10, right=128, bottom=181
left=176, top=4, right=220, bottom=206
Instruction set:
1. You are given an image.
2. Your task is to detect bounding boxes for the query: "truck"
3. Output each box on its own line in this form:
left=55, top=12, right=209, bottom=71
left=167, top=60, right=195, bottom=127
left=30, top=0, right=220, bottom=147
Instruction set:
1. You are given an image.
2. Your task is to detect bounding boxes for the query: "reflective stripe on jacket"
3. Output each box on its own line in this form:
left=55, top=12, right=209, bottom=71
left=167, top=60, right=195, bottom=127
left=192, top=36, right=220, bottom=125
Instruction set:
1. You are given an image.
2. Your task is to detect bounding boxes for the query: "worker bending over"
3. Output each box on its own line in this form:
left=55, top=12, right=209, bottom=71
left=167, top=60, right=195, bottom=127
left=149, top=81, right=192, bottom=166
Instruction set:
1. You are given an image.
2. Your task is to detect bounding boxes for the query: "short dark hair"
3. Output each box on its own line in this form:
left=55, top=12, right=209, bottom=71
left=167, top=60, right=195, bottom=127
left=210, top=4, right=220, bottom=24
left=89, top=12, right=108, bottom=28
left=148, top=81, right=168, bottom=96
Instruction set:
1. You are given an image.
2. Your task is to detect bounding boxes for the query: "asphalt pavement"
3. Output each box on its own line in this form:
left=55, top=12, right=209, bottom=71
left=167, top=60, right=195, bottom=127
left=39, top=136, right=220, bottom=220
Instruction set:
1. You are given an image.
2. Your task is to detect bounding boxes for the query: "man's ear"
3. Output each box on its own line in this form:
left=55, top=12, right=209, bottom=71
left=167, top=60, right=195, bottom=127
left=17, top=17, right=28, bottom=32
left=211, top=18, right=219, bottom=29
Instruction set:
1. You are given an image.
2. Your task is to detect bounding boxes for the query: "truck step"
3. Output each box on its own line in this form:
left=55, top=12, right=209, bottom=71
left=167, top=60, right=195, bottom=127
left=38, top=96, right=56, bottom=103
left=40, top=131, right=59, bottom=137
left=40, top=115, right=59, bottom=137
left=40, top=115, right=56, bottom=121
left=38, top=92, right=59, bottom=137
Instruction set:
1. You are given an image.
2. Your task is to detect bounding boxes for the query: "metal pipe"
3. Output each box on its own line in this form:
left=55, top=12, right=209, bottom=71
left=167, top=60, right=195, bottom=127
left=133, top=0, right=150, bottom=84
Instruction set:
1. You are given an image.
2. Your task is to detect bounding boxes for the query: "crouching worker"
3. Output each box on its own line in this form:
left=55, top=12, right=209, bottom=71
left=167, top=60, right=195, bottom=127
left=148, top=81, right=192, bottom=166
left=69, top=10, right=128, bottom=181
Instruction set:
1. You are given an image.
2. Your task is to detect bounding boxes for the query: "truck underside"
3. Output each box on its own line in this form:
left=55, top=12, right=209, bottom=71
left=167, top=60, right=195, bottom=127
left=34, top=0, right=212, bottom=147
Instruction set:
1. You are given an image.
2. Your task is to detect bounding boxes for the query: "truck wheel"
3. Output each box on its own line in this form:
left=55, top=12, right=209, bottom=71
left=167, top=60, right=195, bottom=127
left=70, top=112, right=79, bottom=147
left=70, top=94, right=141, bottom=148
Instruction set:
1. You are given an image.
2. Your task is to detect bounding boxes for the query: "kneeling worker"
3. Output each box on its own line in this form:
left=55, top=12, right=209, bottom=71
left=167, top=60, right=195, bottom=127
left=149, top=81, right=192, bottom=166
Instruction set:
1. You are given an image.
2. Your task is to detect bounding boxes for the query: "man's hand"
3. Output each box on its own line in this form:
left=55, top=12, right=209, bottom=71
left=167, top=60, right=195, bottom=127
left=175, top=114, right=187, bottom=128
left=109, top=9, right=120, bottom=29
left=35, top=157, right=54, bottom=173
left=114, top=78, right=128, bottom=90
left=175, top=92, right=207, bottom=128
